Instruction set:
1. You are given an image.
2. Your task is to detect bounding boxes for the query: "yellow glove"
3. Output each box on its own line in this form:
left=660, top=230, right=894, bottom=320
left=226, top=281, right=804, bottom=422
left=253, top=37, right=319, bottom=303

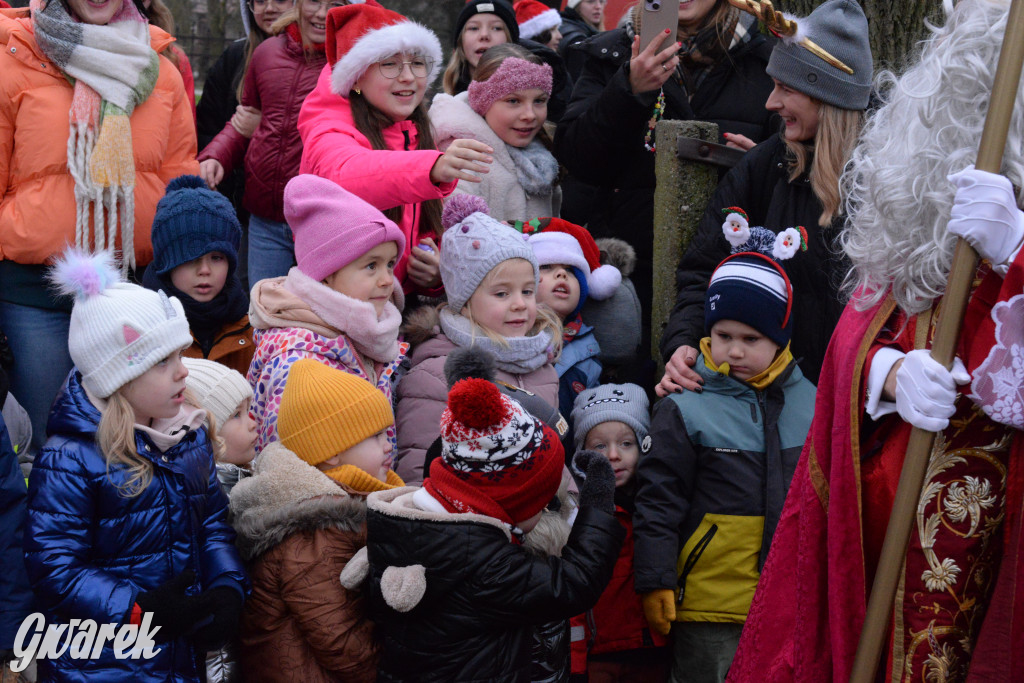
left=642, top=589, right=676, bottom=636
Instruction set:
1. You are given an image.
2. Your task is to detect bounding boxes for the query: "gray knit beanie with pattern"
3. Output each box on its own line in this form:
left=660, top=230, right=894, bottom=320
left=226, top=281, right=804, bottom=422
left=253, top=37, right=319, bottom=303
left=571, top=383, right=650, bottom=452
left=766, top=0, right=873, bottom=110
left=440, top=196, right=539, bottom=312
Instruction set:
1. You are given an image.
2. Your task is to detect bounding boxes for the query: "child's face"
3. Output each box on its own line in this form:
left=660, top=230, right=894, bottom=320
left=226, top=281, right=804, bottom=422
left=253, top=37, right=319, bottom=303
left=484, top=88, right=548, bottom=148
left=709, top=319, right=780, bottom=381
left=463, top=258, right=538, bottom=338
left=122, top=347, right=189, bottom=426
left=219, top=398, right=257, bottom=466
left=322, top=241, right=398, bottom=317
left=170, top=252, right=229, bottom=303
left=536, top=264, right=580, bottom=320
left=316, top=429, right=393, bottom=482
left=460, top=14, right=508, bottom=69
left=583, top=420, right=640, bottom=488
left=354, top=52, right=428, bottom=123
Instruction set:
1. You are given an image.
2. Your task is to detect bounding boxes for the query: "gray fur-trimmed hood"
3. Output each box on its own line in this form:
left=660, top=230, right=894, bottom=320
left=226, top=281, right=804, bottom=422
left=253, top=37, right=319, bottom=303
left=230, top=442, right=366, bottom=561
left=595, top=238, right=635, bottom=277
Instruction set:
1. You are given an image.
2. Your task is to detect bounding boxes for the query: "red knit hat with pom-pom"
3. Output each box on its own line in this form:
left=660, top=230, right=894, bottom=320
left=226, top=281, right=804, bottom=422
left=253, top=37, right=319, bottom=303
left=423, top=377, right=564, bottom=530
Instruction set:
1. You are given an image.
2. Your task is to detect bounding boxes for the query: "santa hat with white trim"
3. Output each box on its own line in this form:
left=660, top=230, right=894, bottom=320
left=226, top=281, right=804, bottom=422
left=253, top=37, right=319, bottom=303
left=514, top=0, right=561, bottom=41
left=519, top=217, right=621, bottom=300
left=326, top=3, right=443, bottom=97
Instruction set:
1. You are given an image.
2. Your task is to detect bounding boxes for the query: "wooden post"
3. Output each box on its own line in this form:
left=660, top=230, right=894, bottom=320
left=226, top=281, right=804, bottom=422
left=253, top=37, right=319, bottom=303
left=651, top=119, right=719, bottom=367
left=850, top=2, right=1024, bottom=680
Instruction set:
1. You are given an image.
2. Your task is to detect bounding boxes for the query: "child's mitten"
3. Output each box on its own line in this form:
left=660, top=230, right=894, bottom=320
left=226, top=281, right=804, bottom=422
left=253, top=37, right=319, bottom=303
left=190, top=586, right=244, bottom=651
left=133, top=570, right=206, bottom=642
left=572, top=450, right=615, bottom=514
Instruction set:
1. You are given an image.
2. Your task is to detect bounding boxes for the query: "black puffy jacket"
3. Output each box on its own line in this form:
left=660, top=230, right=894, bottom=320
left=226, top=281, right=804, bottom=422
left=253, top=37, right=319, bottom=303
left=659, top=134, right=849, bottom=384
left=556, top=7, right=597, bottom=83
left=553, top=21, right=775, bottom=336
left=364, top=488, right=624, bottom=683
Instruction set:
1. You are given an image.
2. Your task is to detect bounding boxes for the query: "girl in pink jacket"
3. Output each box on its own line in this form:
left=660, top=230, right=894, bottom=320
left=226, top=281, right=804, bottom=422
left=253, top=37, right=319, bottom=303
left=298, top=4, right=493, bottom=297
left=394, top=196, right=563, bottom=484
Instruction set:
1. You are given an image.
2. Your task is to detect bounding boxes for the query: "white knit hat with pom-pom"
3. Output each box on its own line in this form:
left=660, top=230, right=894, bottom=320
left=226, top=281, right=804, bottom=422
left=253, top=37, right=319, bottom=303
left=439, top=195, right=539, bottom=312
left=50, top=250, right=192, bottom=398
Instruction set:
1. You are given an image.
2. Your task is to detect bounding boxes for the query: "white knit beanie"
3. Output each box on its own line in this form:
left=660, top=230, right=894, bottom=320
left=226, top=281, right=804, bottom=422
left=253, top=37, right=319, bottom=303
left=51, top=250, right=193, bottom=398
left=182, top=358, right=253, bottom=428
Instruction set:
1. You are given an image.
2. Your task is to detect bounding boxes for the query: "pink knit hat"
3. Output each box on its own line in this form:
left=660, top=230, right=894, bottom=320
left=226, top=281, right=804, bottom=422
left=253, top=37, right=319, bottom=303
left=467, top=57, right=553, bottom=116
left=284, top=175, right=407, bottom=282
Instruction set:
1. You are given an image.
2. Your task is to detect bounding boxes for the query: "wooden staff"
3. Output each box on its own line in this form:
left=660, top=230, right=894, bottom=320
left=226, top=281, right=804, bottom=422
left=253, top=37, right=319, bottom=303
left=850, top=2, right=1024, bottom=681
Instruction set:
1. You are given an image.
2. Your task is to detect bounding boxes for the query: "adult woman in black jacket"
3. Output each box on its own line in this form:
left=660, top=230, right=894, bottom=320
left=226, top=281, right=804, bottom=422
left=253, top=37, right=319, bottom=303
left=658, top=0, right=873, bottom=392
left=554, top=0, right=776, bottom=368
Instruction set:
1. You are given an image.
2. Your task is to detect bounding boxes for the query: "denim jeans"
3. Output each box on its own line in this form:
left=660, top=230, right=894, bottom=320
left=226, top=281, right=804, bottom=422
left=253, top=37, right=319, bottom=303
left=0, top=301, right=73, bottom=450
left=247, top=214, right=296, bottom=290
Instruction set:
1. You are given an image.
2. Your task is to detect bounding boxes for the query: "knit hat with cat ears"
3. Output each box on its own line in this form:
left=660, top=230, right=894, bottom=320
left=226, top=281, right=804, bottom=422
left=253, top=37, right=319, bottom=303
left=50, top=250, right=191, bottom=398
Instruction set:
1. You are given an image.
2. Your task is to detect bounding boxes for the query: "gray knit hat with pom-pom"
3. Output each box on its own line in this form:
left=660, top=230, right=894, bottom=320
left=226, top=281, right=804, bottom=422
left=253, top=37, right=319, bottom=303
left=439, top=195, right=539, bottom=311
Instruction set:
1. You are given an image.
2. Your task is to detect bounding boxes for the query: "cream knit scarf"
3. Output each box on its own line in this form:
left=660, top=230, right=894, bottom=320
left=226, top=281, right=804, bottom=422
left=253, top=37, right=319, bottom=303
left=32, top=0, right=159, bottom=272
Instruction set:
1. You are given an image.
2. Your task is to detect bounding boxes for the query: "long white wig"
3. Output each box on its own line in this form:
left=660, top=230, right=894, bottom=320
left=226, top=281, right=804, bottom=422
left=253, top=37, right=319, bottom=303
left=841, top=0, right=1024, bottom=313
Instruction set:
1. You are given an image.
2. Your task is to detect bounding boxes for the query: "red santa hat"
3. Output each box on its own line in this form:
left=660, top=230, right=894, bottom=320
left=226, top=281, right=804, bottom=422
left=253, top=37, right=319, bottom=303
left=521, top=217, right=622, bottom=300
left=326, top=3, right=443, bottom=97
left=514, top=0, right=561, bottom=40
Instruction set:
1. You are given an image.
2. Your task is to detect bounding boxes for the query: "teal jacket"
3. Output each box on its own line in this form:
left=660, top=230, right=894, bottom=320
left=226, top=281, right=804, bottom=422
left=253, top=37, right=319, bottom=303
left=633, top=353, right=815, bottom=623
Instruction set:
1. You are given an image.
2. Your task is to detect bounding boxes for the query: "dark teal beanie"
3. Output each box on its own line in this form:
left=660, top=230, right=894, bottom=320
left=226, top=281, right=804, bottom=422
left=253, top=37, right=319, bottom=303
left=151, top=175, right=242, bottom=276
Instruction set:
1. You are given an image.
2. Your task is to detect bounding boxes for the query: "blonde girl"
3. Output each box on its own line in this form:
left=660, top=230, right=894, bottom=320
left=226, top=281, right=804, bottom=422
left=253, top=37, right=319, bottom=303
left=24, top=251, right=247, bottom=683
left=395, top=197, right=562, bottom=484
left=298, top=4, right=492, bottom=297
left=431, top=43, right=562, bottom=222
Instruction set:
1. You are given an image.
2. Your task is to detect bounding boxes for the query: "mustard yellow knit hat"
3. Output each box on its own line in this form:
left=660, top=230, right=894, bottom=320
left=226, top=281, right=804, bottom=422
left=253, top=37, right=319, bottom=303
left=277, top=359, right=394, bottom=466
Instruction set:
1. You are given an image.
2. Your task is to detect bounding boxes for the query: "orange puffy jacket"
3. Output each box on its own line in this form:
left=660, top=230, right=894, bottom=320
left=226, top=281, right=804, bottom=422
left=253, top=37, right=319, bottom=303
left=0, top=8, right=199, bottom=268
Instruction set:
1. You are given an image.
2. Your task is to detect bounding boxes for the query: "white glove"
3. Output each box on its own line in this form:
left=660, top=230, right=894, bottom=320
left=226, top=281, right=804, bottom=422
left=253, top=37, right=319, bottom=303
left=947, top=165, right=1024, bottom=267
left=895, top=350, right=971, bottom=432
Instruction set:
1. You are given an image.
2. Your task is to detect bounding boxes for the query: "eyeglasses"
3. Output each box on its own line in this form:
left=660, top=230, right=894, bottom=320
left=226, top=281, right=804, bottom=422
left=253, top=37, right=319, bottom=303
left=378, top=56, right=433, bottom=79
left=301, top=0, right=347, bottom=12
left=247, top=0, right=293, bottom=9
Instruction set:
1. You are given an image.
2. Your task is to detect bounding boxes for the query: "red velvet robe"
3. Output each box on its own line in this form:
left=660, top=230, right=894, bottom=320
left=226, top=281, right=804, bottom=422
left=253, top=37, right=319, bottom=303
left=727, top=255, right=1024, bottom=682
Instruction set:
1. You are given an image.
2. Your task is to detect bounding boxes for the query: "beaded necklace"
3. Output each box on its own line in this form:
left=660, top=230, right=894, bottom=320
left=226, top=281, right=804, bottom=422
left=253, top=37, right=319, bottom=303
left=644, top=88, right=667, bottom=153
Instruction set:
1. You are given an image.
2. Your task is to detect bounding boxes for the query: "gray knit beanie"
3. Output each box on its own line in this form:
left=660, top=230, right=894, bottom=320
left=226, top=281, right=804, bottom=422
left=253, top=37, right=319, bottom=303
left=440, top=195, right=539, bottom=312
left=571, top=383, right=650, bottom=452
left=766, top=0, right=872, bottom=110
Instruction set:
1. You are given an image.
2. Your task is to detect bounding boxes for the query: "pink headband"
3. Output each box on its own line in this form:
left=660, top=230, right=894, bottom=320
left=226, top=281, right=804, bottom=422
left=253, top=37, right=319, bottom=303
left=467, top=57, right=554, bottom=116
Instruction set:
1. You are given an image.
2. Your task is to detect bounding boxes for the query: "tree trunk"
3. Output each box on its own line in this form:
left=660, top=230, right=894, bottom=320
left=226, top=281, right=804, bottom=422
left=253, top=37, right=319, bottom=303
left=778, top=0, right=944, bottom=72
left=383, top=0, right=464, bottom=63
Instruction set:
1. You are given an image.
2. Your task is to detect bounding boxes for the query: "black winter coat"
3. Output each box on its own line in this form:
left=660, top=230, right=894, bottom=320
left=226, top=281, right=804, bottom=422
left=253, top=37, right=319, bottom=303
left=659, top=135, right=849, bottom=384
left=556, top=7, right=597, bottom=83
left=364, top=488, right=624, bottom=683
left=553, top=24, right=775, bottom=334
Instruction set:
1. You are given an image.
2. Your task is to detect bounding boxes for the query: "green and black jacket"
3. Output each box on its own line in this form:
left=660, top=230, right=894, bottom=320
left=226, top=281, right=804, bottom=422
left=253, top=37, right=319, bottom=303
left=633, top=354, right=816, bottom=623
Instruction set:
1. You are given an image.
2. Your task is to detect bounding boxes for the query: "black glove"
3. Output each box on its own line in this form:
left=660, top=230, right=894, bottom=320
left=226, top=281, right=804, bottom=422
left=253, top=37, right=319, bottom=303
left=572, top=450, right=616, bottom=514
left=190, top=586, right=244, bottom=651
left=134, top=571, right=207, bottom=643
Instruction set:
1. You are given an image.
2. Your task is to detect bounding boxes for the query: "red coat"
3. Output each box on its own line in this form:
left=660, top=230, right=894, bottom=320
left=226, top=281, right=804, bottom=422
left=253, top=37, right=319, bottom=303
left=570, top=505, right=667, bottom=673
left=297, top=65, right=456, bottom=294
left=199, top=31, right=326, bottom=223
left=728, top=252, right=1024, bottom=682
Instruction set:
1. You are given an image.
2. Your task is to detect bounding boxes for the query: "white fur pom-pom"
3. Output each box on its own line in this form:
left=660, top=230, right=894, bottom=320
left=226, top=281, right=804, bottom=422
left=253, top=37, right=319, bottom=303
left=588, top=264, right=622, bottom=300
left=48, top=249, right=121, bottom=301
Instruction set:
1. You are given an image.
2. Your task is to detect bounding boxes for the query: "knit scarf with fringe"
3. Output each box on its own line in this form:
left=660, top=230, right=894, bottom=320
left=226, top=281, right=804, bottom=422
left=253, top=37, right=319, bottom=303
left=32, top=0, right=160, bottom=273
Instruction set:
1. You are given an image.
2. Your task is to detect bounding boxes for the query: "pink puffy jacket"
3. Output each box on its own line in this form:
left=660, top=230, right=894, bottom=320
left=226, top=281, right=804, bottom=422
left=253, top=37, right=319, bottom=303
left=297, top=65, right=456, bottom=294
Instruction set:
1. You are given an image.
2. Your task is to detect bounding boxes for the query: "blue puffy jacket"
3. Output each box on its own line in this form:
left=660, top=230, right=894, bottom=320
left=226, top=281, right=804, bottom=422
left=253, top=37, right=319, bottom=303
left=24, top=371, right=248, bottom=683
left=0, top=412, right=33, bottom=650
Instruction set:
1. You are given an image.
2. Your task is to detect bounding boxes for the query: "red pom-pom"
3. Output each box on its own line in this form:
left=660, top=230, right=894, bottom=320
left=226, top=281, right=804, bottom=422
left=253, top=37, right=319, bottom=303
left=448, top=378, right=509, bottom=430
